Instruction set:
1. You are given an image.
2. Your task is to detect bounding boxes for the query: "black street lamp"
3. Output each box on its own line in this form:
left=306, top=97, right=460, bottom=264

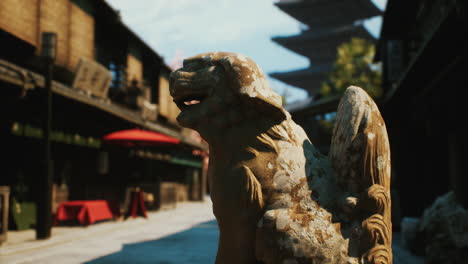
left=36, top=32, right=56, bottom=240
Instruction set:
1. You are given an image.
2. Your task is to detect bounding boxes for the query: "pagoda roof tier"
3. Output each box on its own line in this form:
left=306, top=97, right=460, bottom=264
left=269, top=64, right=333, bottom=95
left=273, top=24, right=374, bottom=63
left=275, top=0, right=382, bottom=28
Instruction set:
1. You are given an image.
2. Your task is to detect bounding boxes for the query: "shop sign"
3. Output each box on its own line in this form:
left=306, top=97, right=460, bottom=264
left=72, top=58, right=112, bottom=98
left=11, top=122, right=101, bottom=148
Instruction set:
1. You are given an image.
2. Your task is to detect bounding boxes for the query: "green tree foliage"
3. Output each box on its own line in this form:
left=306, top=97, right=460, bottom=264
left=315, top=38, right=382, bottom=141
left=319, top=38, right=382, bottom=99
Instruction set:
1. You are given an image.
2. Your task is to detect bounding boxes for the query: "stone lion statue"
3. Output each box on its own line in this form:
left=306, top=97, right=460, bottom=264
left=170, top=52, right=392, bottom=264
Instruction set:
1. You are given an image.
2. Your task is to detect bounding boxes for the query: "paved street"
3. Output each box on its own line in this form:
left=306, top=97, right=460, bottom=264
left=0, top=196, right=423, bottom=264
left=0, top=198, right=218, bottom=264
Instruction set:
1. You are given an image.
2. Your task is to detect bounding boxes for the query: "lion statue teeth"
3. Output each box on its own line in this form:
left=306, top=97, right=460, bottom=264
left=170, top=52, right=392, bottom=264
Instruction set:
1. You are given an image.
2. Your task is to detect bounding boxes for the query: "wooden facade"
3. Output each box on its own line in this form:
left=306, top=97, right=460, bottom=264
left=158, top=67, right=181, bottom=124
left=375, top=0, right=468, bottom=225
left=0, top=0, right=95, bottom=70
left=0, top=0, right=207, bottom=237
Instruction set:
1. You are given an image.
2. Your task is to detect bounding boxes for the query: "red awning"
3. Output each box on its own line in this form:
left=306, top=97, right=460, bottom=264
left=103, top=129, right=180, bottom=146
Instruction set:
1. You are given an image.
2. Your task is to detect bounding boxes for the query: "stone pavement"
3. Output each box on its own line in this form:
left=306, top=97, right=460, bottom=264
left=0, top=197, right=218, bottom=264
left=392, top=233, right=424, bottom=264
left=0, top=196, right=423, bottom=264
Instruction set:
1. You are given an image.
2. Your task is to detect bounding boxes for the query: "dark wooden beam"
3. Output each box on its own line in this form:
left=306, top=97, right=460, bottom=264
left=0, top=59, right=207, bottom=150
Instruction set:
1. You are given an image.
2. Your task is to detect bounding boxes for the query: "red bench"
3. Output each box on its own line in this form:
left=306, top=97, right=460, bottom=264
left=54, top=200, right=114, bottom=226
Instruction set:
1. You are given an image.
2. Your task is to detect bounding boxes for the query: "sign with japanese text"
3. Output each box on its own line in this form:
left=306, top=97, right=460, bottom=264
left=72, top=58, right=112, bottom=98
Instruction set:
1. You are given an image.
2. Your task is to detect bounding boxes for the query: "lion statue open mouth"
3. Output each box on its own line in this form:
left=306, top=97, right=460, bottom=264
left=170, top=52, right=392, bottom=264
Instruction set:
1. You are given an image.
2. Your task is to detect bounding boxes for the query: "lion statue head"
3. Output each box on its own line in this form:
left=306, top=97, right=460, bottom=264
left=169, top=52, right=287, bottom=140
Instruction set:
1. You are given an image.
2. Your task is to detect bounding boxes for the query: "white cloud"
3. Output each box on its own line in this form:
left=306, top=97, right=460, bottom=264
left=107, top=0, right=300, bottom=47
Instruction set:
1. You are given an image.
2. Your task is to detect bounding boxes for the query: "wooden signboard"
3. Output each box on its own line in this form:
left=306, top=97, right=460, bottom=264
left=141, top=100, right=157, bottom=121
left=72, top=58, right=112, bottom=98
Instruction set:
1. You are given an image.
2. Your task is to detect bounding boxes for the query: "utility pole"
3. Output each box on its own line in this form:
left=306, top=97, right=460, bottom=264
left=36, top=32, right=56, bottom=240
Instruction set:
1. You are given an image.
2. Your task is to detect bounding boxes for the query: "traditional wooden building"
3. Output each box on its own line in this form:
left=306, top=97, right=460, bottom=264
left=271, top=0, right=380, bottom=97
left=271, top=24, right=376, bottom=96
left=0, top=0, right=207, bottom=239
left=375, top=0, right=468, bottom=222
left=270, top=0, right=381, bottom=154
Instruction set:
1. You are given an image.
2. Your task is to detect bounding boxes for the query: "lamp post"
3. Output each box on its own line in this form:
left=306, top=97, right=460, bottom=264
left=36, top=32, right=56, bottom=240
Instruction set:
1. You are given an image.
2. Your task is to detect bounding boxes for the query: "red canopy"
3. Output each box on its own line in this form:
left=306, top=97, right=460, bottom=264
left=103, top=129, right=180, bottom=146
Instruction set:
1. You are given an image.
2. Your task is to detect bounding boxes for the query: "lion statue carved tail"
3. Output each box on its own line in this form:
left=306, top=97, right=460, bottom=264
left=169, top=52, right=392, bottom=264
left=330, top=86, right=392, bottom=264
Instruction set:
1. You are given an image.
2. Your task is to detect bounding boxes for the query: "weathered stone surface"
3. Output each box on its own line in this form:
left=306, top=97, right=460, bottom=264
left=416, top=192, right=468, bottom=264
left=169, top=52, right=392, bottom=264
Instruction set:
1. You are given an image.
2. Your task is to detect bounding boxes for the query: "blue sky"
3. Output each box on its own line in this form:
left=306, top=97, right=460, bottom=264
left=106, top=0, right=387, bottom=103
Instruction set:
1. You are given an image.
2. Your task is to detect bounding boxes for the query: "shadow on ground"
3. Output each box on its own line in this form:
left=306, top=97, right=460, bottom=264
left=84, top=220, right=219, bottom=264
